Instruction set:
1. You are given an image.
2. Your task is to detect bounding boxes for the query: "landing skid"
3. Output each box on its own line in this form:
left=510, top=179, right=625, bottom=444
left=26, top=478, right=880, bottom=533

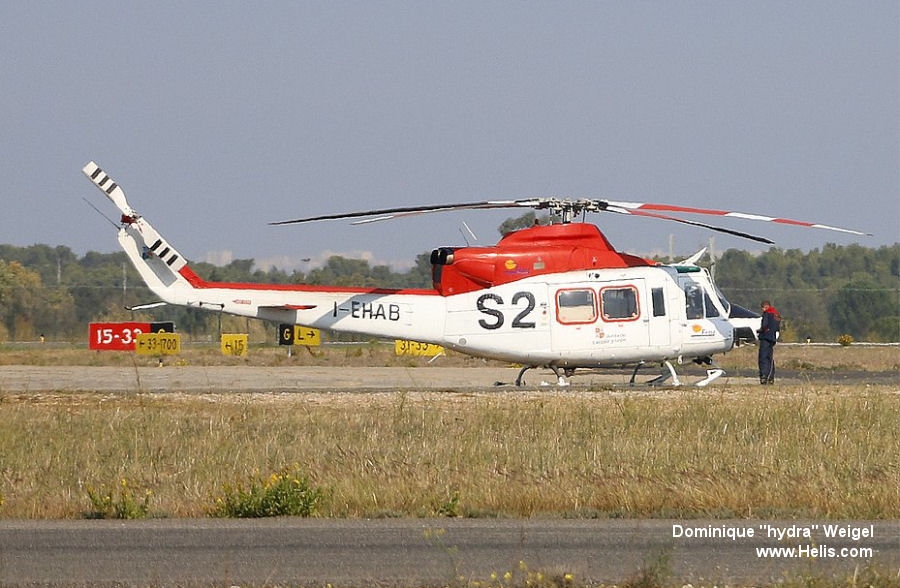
left=629, top=358, right=725, bottom=387
left=634, top=360, right=682, bottom=387
left=515, top=360, right=725, bottom=388
left=695, top=367, right=725, bottom=387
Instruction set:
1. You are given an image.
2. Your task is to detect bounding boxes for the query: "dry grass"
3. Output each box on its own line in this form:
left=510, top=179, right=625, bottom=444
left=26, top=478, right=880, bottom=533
left=1, top=384, right=897, bottom=519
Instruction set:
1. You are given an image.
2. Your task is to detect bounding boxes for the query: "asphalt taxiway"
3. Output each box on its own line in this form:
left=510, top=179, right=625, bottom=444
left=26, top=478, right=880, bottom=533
left=1, top=364, right=895, bottom=394
left=2, top=518, right=898, bottom=586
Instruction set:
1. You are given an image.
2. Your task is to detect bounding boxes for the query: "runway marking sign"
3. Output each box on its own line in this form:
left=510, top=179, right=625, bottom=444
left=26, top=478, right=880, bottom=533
left=221, top=334, right=248, bottom=356
left=135, top=332, right=181, bottom=355
left=89, top=321, right=175, bottom=351
left=278, top=324, right=321, bottom=346
left=395, top=340, right=444, bottom=357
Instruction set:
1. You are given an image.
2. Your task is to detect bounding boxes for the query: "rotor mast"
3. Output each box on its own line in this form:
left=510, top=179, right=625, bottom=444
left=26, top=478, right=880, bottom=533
left=542, top=198, right=609, bottom=223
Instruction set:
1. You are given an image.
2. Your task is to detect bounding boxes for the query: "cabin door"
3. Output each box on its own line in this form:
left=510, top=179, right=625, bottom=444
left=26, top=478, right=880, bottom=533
left=549, top=279, right=650, bottom=358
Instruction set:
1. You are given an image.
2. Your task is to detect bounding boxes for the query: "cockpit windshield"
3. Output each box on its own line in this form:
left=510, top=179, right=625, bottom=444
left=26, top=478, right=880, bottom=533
left=713, top=283, right=731, bottom=316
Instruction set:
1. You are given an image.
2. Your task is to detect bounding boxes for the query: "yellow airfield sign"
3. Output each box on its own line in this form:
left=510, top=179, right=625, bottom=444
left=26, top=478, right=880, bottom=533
left=279, top=324, right=321, bottom=346
left=395, top=340, right=444, bottom=357
left=135, top=332, right=181, bottom=355
left=221, top=334, right=248, bottom=356
left=293, top=326, right=321, bottom=346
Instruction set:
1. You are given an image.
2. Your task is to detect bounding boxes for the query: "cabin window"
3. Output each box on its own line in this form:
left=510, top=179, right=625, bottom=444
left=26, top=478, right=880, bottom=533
left=556, top=288, right=597, bottom=324
left=651, top=287, right=666, bottom=317
left=684, top=284, right=704, bottom=319
left=601, top=286, right=639, bottom=321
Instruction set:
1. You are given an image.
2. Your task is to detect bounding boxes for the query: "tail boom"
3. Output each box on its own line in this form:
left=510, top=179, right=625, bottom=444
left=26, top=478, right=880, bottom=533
left=83, top=161, right=447, bottom=344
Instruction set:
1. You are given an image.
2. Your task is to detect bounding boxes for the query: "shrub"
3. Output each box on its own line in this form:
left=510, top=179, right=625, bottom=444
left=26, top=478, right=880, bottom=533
left=209, top=465, right=323, bottom=518
left=85, top=478, right=151, bottom=519
left=837, top=333, right=854, bottom=346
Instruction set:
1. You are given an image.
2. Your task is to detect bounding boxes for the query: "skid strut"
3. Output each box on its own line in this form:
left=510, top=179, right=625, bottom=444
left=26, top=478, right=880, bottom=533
left=515, top=365, right=570, bottom=386
left=630, top=358, right=726, bottom=387
left=515, top=365, right=535, bottom=386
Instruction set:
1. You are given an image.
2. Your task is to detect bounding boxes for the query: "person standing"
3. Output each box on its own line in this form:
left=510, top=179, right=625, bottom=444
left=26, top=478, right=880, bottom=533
left=757, top=300, right=781, bottom=384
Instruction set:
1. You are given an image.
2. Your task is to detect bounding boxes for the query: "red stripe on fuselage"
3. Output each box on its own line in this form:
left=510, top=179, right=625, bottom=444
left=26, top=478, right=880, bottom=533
left=177, top=265, right=438, bottom=296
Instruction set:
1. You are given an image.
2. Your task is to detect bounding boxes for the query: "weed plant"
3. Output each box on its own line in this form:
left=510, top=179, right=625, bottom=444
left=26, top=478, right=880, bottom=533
left=475, top=559, right=576, bottom=588
left=208, top=464, right=323, bottom=517
left=84, top=478, right=151, bottom=519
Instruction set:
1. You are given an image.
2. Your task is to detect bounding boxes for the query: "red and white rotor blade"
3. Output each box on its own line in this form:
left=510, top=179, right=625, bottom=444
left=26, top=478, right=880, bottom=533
left=604, top=201, right=871, bottom=237
left=604, top=205, right=776, bottom=244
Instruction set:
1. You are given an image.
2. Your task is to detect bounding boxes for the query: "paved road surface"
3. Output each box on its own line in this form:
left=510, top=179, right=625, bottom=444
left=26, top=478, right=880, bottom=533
left=2, top=519, right=898, bottom=586
left=2, top=364, right=895, bottom=394
left=1, top=365, right=529, bottom=393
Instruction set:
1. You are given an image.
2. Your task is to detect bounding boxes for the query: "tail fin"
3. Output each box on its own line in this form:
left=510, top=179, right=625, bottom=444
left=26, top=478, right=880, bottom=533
left=82, top=162, right=197, bottom=303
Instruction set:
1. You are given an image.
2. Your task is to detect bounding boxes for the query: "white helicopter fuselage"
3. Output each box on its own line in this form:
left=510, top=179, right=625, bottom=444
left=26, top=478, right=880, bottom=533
left=117, top=215, right=733, bottom=368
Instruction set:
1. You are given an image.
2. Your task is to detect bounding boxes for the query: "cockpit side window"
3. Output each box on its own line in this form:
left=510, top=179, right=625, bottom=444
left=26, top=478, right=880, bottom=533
left=683, top=280, right=725, bottom=319
left=684, top=284, right=704, bottom=319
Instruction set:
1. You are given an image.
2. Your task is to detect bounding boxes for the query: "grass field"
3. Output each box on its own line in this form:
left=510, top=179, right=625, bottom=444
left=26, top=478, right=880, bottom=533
left=0, top=342, right=897, bottom=520
left=1, top=343, right=898, bottom=520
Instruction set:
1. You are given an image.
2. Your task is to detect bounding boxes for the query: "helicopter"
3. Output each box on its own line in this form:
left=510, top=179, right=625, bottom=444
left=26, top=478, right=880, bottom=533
left=82, top=161, right=869, bottom=386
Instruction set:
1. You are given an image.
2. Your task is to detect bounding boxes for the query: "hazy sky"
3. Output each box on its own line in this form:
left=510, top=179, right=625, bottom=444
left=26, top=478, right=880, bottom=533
left=2, top=2, right=897, bottom=270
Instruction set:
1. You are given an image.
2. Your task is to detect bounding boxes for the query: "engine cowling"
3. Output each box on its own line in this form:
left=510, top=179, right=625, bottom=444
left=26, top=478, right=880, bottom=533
left=430, top=223, right=654, bottom=295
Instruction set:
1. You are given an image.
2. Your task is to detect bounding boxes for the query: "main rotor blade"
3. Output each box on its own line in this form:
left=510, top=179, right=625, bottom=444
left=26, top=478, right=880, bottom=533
left=604, top=205, right=775, bottom=244
left=269, top=200, right=541, bottom=226
left=270, top=195, right=870, bottom=244
left=602, top=200, right=871, bottom=237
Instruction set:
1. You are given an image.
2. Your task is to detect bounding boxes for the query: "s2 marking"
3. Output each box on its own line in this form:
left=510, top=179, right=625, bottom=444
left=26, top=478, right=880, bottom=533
left=476, top=291, right=536, bottom=330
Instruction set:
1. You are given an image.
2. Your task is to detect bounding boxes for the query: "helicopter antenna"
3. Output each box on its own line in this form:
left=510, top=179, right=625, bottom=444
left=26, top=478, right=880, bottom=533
left=82, top=196, right=119, bottom=229
left=459, top=221, right=478, bottom=245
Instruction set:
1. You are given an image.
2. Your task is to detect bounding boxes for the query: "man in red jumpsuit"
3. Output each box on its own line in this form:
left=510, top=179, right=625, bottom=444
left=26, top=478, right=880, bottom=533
left=757, top=300, right=781, bottom=384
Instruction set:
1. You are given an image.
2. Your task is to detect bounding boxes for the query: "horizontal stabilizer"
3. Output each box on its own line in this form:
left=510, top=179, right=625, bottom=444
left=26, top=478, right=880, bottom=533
left=125, top=301, right=168, bottom=311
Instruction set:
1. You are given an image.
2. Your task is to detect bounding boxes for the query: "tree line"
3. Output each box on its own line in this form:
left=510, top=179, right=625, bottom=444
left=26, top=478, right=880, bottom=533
left=0, top=239, right=897, bottom=343
left=713, top=244, right=898, bottom=342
